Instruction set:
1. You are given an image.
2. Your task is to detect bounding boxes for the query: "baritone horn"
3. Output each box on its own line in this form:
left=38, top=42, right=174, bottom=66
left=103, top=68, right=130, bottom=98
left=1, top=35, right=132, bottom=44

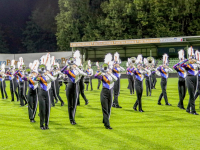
left=147, top=57, right=154, bottom=65
left=130, top=57, right=136, bottom=64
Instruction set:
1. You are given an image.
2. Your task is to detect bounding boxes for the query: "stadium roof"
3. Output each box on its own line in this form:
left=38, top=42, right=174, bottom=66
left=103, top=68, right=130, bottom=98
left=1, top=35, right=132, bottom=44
left=70, top=36, right=200, bottom=48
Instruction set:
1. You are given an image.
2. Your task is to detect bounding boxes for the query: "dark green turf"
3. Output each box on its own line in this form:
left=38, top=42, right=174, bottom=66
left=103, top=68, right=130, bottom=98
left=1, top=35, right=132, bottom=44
left=0, top=78, right=200, bottom=150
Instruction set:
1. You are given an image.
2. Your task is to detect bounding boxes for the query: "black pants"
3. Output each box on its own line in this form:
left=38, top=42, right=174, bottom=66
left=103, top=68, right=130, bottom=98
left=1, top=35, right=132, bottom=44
left=186, top=75, right=197, bottom=113
left=178, top=78, right=186, bottom=108
left=133, top=79, right=143, bottom=111
left=86, top=77, right=93, bottom=91
left=128, top=75, right=134, bottom=94
left=152, top=74, right=157, bottom=88
left=97, top=79, right=101, bottom=89
left=52, top=80, right=64, bottom=104
left=19, top=81, right=27, bottom=106
left=113, top=78, right=120, bottom=105
left=145, top=77, right=151, bottom=96
left=0, top=80, right=7, bottom=99
left=28, top=88, right=38, bottom=120
left=39, top=89, right=51, bottom=127
left=101, top=88, right=113, bottom=127
left=77, top=77, right=88, bottom=105
left=10, top=79, right=18, bottom=101
left=158, top=77, right=169, bottom=104
left=50, top=87, right=55, bottom=106
left=66, top=82, right=79, bottom=122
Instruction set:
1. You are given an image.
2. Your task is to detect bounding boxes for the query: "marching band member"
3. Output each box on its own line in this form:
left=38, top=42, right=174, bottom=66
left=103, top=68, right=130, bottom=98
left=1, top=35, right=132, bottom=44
left=22, top=60, right=39, bottom=122
left=127, top=58, right=135, bottom=95
left=73, top=50, right=89, bottom=105
left=194, top=50, right=200, bottom=101
left=151, top=66, right=157, bottom=89
left=0, top=63, right=8, bottom=99
left=50, top=56, right=64, bottom=106
left=6, top=60, right=19, bottom=102
left=37, top=53, right=55, bottom=130
left=86, top=60, right=93, bottom=91
left=181, top=47, right=200, bottom=115
left=96, top=62, right=102, bottom=90
left=173, top=50, right=187, bottom=109
left=144, top=58, right=152, bottom=96
left=112, top=52, right=125, bottom=108
left=130, top=55, right=149, bottom=112
left=95, top=54, right=117, bottom=129
left=61, top=57, right=87, bottom=125
left=157, top=54, right=173, bottom=106
left=15, top=57, right=28, bottom=106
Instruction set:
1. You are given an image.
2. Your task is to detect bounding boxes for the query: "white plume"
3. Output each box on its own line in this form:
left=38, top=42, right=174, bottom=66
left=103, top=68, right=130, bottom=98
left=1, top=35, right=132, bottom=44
left=163, top=54, right=168, bottom=65
left=144, top=58, right=148, bottom=65
left=114, top=52, right=119, bottom=62
left=104, top=53, right=112, bottom=64
left=88, top=60, right=91, bottom=67
left=96, top=62, right=99, bottom=67
left=32, top=60, right=39, bottom=70
left=17, top=62, right=21, bottom=69
left=188, top=46, right=194, bottom=58
left=11, top=60, right=15, bottom=66
left=76, top=58, right=81, bottom=66
left=196, top=51, right=200, bottom=61
left=1, top=63, right=5, bottom=73
left=40, top=55, right=46, bottom=65
left=136, top=55, right=143, bottom=64
left=178, top=50, right=185, bottom=60
left=29, top=63, right=33, bottom=69
left=51, top=56, right=55, bottom=66
left=195, top=50, right=199, bottom=60
left=73, top=50, right=81, bottom=59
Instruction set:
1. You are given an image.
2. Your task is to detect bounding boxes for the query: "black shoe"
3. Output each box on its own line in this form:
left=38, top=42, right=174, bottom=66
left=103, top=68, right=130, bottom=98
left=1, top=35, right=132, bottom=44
left=38, top=113, right=40, bottom=117
left=61, top=102, right=64, bottom=106
left=178, top=106, right=185, bottom=110
left=157, top=102, right=162, bottom=105
left=25, top=101, right=27, bottom=105
left=30, top=119, right=36, bottom=123
left=20, top=105, right=25, bottom=107
left=77, top=104, right=80, bottom=106
left=149, top=94, right=151, bottom=96
left=85, top=100, right=89, bottom=105
left=52, top=105, right=55, bottom=107
left=70, top=121, right=76, bottom=125
left=45, top=126, right=49, bottom=129
left=91, top=89, right=93, bottom=91
left=139, top=110, right=144, bottom=112
left=40, top=126, right=45, bottom=130
left=186, top=110, right=190, bottom=113
left=133, top=107, right=137, bottom=111
left=166, top=103, right=172, bottom=106
left=55, top=100, right=58, bottom=103
left=112, top=104, right=116, bottom=107
left=190, top=112, right=199, bottom=115
left=11, top=100, right=14, bottom=102
left=105, top=126, right=113, bottom=130
left=115, top=105, right=122, bottom=108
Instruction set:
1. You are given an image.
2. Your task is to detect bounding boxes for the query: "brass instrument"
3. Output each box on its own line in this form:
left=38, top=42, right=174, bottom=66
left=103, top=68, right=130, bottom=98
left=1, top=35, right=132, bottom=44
left=130, top=57, right=137, bottom=64
left=147, top=57, right=154, bottom=65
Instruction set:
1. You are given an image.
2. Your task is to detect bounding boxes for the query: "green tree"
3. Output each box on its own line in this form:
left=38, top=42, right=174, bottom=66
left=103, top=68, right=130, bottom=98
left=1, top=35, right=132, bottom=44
left=0, top=27, right=9, bottom=53
left=22, top=7, right=58, bottom=53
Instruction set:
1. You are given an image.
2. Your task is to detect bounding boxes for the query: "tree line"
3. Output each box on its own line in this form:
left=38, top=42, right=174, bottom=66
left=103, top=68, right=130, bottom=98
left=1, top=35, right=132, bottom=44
left=1, top=0, right=200, bottom=53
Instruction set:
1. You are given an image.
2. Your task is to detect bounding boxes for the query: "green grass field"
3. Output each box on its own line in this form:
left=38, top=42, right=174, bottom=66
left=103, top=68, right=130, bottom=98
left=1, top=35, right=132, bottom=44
left=1, top=78, right=200, bottom=150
